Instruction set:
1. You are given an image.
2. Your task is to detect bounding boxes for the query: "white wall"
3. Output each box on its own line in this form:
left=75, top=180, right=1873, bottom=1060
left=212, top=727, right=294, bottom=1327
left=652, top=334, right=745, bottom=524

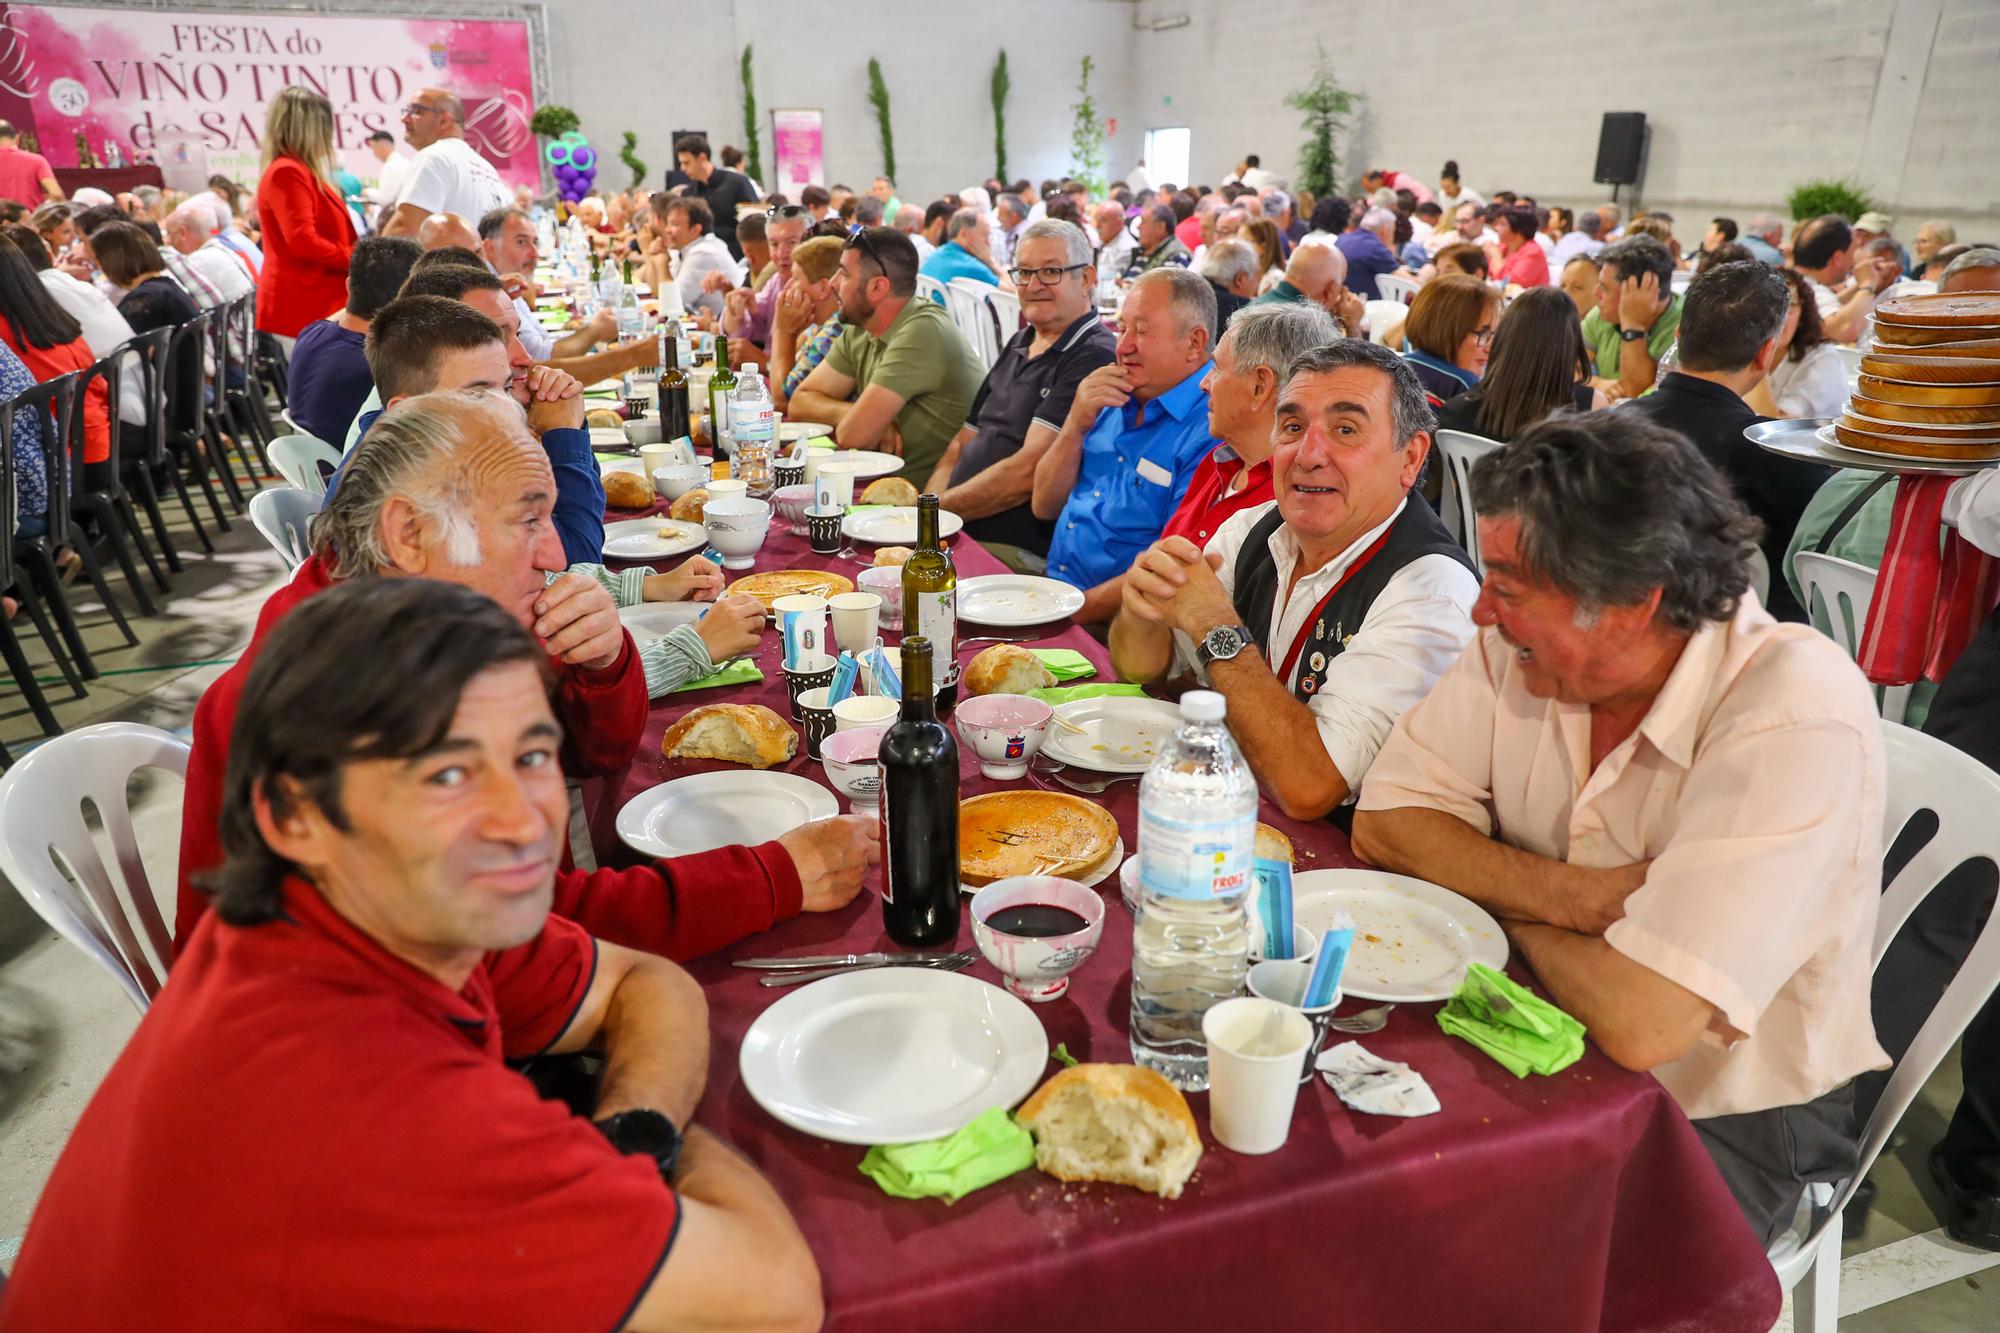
left=542, top=0, right=1141, bottom=206
left=1127, top=0, right=2000, bottom=242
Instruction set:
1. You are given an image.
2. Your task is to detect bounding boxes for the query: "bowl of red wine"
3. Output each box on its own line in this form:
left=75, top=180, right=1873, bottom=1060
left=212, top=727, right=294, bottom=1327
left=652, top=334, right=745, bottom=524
left=969, top=875, right=1105, bottom=1002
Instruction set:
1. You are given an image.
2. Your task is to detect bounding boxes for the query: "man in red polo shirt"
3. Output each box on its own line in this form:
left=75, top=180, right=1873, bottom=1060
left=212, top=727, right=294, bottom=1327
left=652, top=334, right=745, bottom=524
left=1159, top=301, right=1338, bottom=549
left=2, top=578, right=823, bottom=1331
left=176, top=389, right=876, bottom=959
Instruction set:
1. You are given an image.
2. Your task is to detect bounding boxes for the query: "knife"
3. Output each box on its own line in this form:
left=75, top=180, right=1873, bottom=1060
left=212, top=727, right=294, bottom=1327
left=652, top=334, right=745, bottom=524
left=733, top=951, right=951, bottom=970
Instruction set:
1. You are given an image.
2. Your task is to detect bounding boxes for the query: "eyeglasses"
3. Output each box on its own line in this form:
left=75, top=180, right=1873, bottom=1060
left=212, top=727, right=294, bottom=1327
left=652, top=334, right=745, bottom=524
left=1472, top=326, right=1497, bottom=346
left=1006, top=263, right=1089, bottom=287
left=765, top=204, right=810, bottom=221
left=401, top=103, right=441, bottom=117
left=844, top=223, right=889, bottom=277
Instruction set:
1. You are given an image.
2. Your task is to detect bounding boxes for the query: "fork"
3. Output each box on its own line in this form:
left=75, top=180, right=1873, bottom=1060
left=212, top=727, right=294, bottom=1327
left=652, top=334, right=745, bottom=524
left=959, top=635, right=1033, bottom=648
left=757, top=950, right=977, bottom=987
left=1033, top=765, right=1139, bottom=795
left=1324, top=1003, right=1396, bottom=1035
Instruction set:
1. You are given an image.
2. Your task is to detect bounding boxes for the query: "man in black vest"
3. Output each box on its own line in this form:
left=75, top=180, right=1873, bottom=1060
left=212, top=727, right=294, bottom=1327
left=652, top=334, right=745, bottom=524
left=1108, top=339, right=1481, bottom=822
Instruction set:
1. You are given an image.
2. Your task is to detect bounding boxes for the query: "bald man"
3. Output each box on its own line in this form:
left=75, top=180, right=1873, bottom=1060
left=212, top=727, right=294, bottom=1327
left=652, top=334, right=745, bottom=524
left=380, top=87, right=508, bottom=238
left=1093, top=201, right=1136, bottom=278
left=417, top=211, right=481, bottom=253
left=1251, top=240, right=1365, bottom=333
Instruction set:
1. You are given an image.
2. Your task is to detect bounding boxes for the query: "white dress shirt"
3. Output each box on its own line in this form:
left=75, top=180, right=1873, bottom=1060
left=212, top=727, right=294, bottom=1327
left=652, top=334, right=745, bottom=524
left=1946, top=469, right=2000, bottom=555
left=513, top=293, right=556, bottom=360
left=1095, top=229, right=1136, bottom=278
left=1172, top=498, right=1481, bottom=790
left=190, top=239, right=254, bottom=304
left=670, top=233, right=737, bottom=317
left=370, top=151, right=412, bottom=206
left=1766, top=341, right=1847, bottom=420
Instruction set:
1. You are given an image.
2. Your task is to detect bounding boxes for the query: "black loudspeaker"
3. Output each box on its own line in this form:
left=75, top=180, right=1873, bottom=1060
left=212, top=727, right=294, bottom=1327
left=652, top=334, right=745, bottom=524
left=1593, top=112, right=1647, bottom=186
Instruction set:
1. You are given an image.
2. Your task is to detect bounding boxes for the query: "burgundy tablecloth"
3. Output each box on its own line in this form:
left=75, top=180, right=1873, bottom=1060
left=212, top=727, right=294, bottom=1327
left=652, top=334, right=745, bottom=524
left=584, top=507, right=1781, bottom=1333
left=52, top=164, right=166, bottom=196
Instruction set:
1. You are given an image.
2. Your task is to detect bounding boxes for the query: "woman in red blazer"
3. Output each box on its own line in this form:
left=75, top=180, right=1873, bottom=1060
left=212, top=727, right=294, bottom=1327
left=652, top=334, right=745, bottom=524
left=253, top=86, right=355, bottom=341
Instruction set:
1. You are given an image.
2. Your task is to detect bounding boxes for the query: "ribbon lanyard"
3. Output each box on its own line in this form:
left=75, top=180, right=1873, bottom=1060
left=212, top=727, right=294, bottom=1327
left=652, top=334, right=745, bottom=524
left=1273, top=525, right=1397, bottom=685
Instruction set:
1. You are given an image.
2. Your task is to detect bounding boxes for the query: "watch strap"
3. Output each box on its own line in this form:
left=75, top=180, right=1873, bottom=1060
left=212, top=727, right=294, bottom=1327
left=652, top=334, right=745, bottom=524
left=1197, top=624, right=1254, bottom=667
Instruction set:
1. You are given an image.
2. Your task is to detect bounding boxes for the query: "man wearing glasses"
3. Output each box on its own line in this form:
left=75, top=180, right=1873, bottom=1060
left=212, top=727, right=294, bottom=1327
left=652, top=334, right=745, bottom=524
left=721, top=205, right=810, bottom=353
left=380, top=88, right=508, bottom=239
left=789, top=226, right=985, bottom=485
left=924, top=220, right=1118, bottom=565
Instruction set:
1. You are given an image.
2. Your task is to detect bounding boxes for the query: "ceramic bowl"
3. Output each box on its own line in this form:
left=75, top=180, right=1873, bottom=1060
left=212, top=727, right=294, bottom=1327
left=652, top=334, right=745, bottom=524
left=857, top=567, right=904, bottom=629
left=953, top=693, right=1054, bottom=780
left=703, top=497, right=772, bottom=569
left=653, top=463, right=706, bottom=500
left=970, top=875, right=1105, bottom=1002
left=819, top=724, right=886, bottom=814
left=706, top=477, right=750, bottom=503
left=772, top=484, right=816, bottom=535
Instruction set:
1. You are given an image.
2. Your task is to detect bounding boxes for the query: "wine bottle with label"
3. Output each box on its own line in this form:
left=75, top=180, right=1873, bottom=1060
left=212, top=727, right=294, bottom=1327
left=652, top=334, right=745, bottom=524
left=707, top=337, right=737, bottom=456
left=656, top=333, right=691, bottom=443
left=902, top=494, right=959, bottom=712
left=880, top=636, right=960, bottom=948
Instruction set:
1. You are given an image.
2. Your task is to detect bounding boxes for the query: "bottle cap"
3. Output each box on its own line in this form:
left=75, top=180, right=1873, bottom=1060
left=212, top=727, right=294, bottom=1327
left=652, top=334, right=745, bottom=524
left=1180, top=689, right=1226, bottom=724
left=744, top=363, right=759, bottom=374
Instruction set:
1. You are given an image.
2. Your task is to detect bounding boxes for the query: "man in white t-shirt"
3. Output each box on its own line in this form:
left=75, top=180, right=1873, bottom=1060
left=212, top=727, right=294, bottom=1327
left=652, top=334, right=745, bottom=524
left=365, top=130, right=413, bottom=207
left=381, top=89, right=507, bottom=239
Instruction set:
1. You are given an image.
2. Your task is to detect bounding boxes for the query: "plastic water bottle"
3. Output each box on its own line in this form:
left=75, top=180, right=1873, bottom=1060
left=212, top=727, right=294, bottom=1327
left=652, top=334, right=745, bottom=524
left=730, top=364, right=778, bottom=496
left=1129, top=689, right=1258, bottom=1091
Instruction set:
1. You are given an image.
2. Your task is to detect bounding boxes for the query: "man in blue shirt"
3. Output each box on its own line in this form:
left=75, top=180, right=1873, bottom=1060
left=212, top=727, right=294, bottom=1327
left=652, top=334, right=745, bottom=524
left=1033, top=267, right=1218, bottom=623
left=919, top=208, right=1003, bottom=295
left=1336, top=208, right=1400, bottom=300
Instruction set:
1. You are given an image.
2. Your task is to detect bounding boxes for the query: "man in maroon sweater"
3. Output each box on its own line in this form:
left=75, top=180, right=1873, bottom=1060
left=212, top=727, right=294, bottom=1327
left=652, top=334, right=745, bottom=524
left=177, top=390, right=876, bottom=957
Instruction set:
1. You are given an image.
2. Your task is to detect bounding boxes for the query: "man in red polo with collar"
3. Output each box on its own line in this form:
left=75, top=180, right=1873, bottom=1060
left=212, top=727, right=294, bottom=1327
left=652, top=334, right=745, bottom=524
left=2, top=578, right=824, bottom=1330
left=1159, top=301, right=1339, bottom=549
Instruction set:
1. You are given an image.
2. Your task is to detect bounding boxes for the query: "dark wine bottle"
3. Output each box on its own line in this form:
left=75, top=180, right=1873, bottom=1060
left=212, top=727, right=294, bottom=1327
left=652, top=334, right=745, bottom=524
left=880, top=636, right=961, bottom=949
left=657, top=334, right=691, bottom=442
left=902, top=494, right=959, bottom=712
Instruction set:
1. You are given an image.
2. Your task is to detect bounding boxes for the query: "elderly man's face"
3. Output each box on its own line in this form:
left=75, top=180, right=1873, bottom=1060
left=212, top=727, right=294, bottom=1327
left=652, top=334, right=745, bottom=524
left=1011, top=234, right=1091, bottom=331
left=1199, top=329, right=1270, bottom=447
left=286, top=659, right=568, bottom=963
left=768, top=216, right=806, bottom=278
left=1595, top=263, right=1627, bottom=324
left=1271, top=367, right=1427, bottom=550
left=959, top=224, right=991, bottom=260
left=1138, top=211, right=1168, bottom=249
left=1217, top=212, right=1244, bottom=240
left=1561, top=259, right=1597, bottom=317
left=165, top=217, right=202, bottom=255
left=488, top=216, right=538, bottom=275
left=1095, top=207, right=1124, bottom=244
left=1114, top=281, right=1205, bottom=399
left=1471, top=515, right=1655, bottom=705
left=402, top=91, right=451, bottom=149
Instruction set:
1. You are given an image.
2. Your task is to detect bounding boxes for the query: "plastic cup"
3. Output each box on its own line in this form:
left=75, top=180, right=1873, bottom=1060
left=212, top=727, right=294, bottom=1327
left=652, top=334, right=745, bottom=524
left=828, top=591, right=882, bottom=655
left=1202, top=997, right=1313, bottom=1154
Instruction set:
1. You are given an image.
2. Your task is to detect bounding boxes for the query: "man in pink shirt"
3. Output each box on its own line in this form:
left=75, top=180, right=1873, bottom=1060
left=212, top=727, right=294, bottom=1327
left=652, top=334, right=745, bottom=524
left=1353, top=410, right=1888, bottom=1245
left=0, top=121, right=62, bottom=207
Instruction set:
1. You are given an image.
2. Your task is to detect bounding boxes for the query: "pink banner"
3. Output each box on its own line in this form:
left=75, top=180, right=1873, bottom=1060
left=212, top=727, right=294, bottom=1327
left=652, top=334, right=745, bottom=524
left=771, top=108, right=823, bottom=191
left=0, top=4, right=537, bottom=189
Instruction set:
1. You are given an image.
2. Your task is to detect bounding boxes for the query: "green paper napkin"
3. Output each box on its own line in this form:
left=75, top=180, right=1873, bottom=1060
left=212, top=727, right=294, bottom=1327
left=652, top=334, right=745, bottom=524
left=1436, top=963, right=1586, bottom=1078
left=666, top=660, right=764, bottom=694
left=1025, top=682, right=1149, bottom=706
left=858, top=1107, right=1036, bottom=1203
left=1030, top=649, right=1098, bottom=683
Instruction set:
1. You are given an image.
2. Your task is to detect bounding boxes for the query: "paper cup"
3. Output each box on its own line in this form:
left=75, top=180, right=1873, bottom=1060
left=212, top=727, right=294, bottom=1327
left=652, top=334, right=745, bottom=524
left=771, top=593, right=831, bottom=666
left=1203, top=997, right=1312, bottom=1155
left=1247, top=960, right=1343, bottom=1084
left=813, top=459, right=858, bottom=510
left=806, top=504, right=844, bottom=555
left=828, top=591, right=882, bottom=655
left=637, top=443, right=682, bottom=476
left=833, top=694, right=899, bottom=732
left=782, top=659, right=837, bottom=719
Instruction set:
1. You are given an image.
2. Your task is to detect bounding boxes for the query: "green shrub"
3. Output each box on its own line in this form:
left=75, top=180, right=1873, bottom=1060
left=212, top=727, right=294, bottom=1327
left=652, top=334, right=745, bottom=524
left=1787, top=178, right=1876, bottom=223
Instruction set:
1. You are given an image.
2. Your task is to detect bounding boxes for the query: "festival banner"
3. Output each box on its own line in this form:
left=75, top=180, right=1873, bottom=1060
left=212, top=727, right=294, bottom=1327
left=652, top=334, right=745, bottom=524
left=770, top=108, right=823, bottom=193
left=0, top=4, right=537, bottom=190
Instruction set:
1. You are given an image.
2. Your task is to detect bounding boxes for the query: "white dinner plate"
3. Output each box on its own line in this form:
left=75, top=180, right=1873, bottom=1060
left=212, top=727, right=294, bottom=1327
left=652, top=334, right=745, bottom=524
left=603, top=518, right=706, bottom=561
left=1289, top=869, right=1508, bottom=1003
left=617, top=602, right=706, bottom=642
left=1041, top=697, right=1183, bottom=774
left=590, top=426, right=634, bottom=448
left=956, top=574, right=1087, bottom=627
left=617, top=770, right=836, bottom=859
left=778, top=421, right=833, bottom=443
left=819, top=450, right=905, bottom=481
left=598, top=456, right=645, bottom=478
left=961, top=836, right=1122, bottom=895
left=739, top=968, right=1049, bottom=1144
left=842, top=506, right=965, bottom=545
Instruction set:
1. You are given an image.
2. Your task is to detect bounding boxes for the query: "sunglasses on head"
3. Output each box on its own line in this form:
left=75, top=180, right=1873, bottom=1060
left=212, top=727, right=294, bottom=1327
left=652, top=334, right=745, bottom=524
left=844, top=223, right=889, bottom=276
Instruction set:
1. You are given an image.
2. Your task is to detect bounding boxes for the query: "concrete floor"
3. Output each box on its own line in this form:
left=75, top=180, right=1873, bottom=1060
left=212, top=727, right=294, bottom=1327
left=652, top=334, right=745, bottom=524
left=0, top=487, right=1996, bottom=1330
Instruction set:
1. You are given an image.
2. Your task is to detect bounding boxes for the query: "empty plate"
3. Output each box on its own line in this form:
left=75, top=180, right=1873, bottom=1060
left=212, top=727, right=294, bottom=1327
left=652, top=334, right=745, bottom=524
left=956, top=574, right=1087, bottom=627
left=618, top=602, right=706, bottom=643
left=603, top=518, right=706, bottom=561
left=1290, top=869, right=1508, bottom=1003
left=817, top=450, right=905, bottom=481
left=1042, top=697, right=1182, bottom=774
left=617, top=770, right=837, bottom=858
left=842, top=506, right=965, bottom=545
left=739, top=968, right=1048, bottom=1144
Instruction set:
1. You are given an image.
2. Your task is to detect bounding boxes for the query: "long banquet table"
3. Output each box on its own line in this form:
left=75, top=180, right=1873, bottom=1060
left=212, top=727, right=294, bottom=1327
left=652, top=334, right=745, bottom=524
left=583, top=492, right=1783, bottom=1332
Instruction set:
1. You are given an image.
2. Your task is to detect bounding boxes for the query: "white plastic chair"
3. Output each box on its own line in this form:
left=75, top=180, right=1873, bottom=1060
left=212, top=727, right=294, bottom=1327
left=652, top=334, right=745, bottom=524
left=249, top=486, right=319, bottom=571
left=1792, top=551, right=1912, bottom=725
left=1433, top=430, right=1503, bottom=571
left=915, top=273, right=946, bottom=306
left=988, top=287, right=1024, bottom=341
left=1670, top=269, right=1695, bottom=294
left=944, top=278, right=1002, bottom=369
left=267, top=432, right=342, bottom=499
left=1375, top=273, right=1418, bottom=305
left=1363, top=300, right=1405, bottom=345
left=0, top=722, right=189, bottom=1011
left=1769, top=721, right=2000, bottom=1331
left=1747, top=547, right=1771, bottom=609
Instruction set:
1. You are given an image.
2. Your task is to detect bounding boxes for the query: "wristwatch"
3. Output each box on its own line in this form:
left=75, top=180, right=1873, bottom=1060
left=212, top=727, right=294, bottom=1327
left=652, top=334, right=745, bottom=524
left=1196, top=624, right=1255, bottom=668
left=594, top=1108, right=684, bottom=1183
left=1618, top=327, right=1647, bottom=342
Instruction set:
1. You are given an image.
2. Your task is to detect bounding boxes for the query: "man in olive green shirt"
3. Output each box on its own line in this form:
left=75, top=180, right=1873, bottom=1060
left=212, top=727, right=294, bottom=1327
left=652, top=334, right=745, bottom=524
left=789, top=225, right=986, bottom=484
left=1581, top=235, right=1683, bottom=399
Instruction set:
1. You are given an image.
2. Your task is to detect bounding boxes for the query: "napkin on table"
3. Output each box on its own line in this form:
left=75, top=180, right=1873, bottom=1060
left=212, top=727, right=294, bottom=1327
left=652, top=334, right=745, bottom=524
left=1435, top=963, right=1586, bottom=1077
left=1030, top=648, right=1098, bottom=683
left=666, top=660, right=764, bottom=694
left=858, top=1107, right=1036, bottom=1203
left=1025, top=682, right=1148, bottom=706
left=1316, top=1041, right=1440, bottom=1117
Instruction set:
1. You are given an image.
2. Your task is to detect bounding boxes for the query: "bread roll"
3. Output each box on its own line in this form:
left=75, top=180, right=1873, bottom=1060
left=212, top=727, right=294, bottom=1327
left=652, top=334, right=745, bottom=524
left=586, top=407, right=626, bottom=429
left=604, top=471, right=655, bottom=510
left=1016, top=1064, right=1202, bottom=1199
left=669, top=487, right=711, bottom=523
left=872, top=545, right=915, bottom=567
left=964, top=643, right=1057, bottom=696
left=660, top=703, right=798, bottom=768
left=1255, top=822, right=1294, bottom=864
left=861, top=476, right=920, bottom=506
